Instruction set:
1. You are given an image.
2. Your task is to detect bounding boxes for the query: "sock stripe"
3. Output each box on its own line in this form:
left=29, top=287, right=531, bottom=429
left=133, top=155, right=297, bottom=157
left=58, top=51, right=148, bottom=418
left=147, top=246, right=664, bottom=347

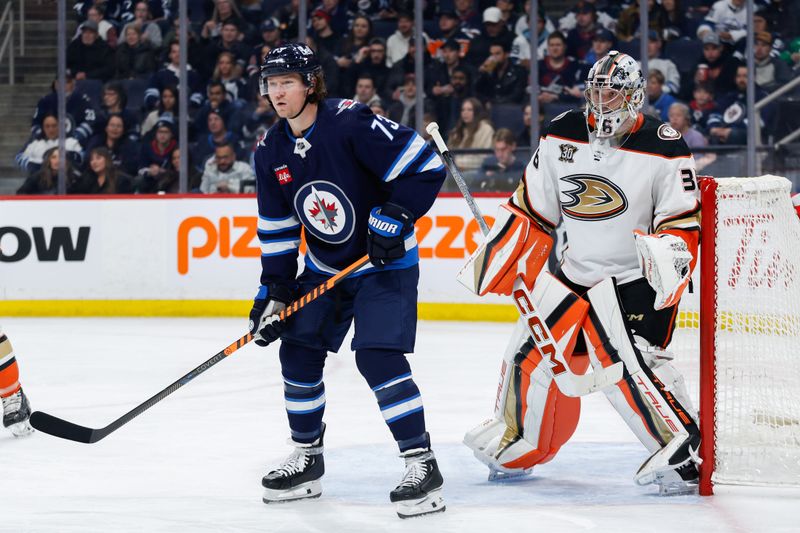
left=0, top=355, right=16, bottom=373
left=371, top=372, right=412, bottom=392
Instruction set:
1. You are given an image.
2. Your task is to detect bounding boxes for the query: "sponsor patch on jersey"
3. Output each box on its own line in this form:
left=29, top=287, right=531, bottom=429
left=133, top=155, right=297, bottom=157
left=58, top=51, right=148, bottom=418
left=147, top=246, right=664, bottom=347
left=657, top=124, right=682, bottom=141
left=294, top=180, right=355, bottom=244
left=560, top=174, right=628, bottom=221
left=559, top=143, right=578, bottom=163
left=274, top=164, right=293, bottom=185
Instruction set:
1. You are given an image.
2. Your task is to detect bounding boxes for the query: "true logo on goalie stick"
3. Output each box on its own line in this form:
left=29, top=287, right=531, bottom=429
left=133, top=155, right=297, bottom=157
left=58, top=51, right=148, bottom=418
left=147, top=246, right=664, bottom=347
left=558, top=143, right=578, bottom=163
left=560, top=174, right=628, bottom=221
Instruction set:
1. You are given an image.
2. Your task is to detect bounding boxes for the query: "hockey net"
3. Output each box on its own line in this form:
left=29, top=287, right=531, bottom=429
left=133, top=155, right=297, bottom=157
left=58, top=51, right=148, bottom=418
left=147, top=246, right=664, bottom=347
left=669, top=175, right=800, bottom=495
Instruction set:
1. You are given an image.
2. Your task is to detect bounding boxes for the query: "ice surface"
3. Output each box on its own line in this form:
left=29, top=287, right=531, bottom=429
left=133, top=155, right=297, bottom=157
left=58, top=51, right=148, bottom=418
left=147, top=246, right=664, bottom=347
left=1, top=318, right=797, bottom=532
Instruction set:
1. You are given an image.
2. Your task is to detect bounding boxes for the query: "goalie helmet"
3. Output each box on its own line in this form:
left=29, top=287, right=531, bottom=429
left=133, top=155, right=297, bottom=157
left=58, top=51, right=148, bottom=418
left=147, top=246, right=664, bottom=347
left=259, top=43, right=322, bottom=97
left=584, top=51, right=644, bottom=138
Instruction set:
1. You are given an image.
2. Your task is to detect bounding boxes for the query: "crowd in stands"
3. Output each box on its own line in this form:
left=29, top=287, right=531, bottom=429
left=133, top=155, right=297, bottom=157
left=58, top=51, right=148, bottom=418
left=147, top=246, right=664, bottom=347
left=14, top=0, right=800, bottom=194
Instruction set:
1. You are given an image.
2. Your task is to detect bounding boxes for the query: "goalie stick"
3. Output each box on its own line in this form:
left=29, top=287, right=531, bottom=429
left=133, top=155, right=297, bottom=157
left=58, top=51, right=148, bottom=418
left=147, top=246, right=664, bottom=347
left=29, top=254, right=372, bottom=444
left=426, top=122, right=623, bottom=397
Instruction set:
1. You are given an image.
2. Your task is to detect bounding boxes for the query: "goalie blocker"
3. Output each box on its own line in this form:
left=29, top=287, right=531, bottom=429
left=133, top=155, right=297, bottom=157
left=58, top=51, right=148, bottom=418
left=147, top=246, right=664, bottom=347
left=461, top=204, right=701, bottom=494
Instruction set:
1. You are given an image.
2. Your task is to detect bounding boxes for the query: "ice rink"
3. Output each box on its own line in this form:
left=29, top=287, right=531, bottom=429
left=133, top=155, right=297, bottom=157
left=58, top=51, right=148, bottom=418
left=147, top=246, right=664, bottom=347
left=2, top=318, right=797, bottom=533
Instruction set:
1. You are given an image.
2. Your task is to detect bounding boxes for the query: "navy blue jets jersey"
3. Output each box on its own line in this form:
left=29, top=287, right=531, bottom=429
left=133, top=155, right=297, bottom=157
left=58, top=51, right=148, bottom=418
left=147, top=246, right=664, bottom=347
left=253, top=99, right=446, bottom=286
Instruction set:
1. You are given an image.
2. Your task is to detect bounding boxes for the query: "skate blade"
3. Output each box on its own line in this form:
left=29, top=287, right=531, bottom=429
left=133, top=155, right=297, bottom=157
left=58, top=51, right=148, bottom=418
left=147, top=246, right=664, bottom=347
left=488, top=468, right=532, bottom=482
left=262, top=480, right=322, bottom=504
left=656, top=477, right=698, bottom=497
left=8, top=420, right=34, bottom=438
left=395, top=489, right=446, bottom=519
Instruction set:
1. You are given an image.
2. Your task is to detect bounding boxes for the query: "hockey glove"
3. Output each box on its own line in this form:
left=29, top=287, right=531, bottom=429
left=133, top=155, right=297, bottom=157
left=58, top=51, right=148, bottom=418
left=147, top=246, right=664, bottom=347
left=366, top=202, right=415, bottom=268
left=634, top=230, right=693, bottom=310
left=248, top=284, right=293, bottom=347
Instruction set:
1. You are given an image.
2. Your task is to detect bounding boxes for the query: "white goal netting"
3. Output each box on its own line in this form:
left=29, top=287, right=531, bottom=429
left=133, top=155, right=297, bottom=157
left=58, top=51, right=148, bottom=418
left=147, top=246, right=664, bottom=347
left=670, top=175, right=800, bottom=489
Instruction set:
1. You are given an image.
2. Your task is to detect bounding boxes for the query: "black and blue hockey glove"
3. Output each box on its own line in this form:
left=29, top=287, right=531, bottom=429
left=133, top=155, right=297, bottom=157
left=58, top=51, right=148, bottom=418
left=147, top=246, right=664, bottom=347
left=366, top=202, right=415, bottom=268
left=248, top=284, right=293, bottom=347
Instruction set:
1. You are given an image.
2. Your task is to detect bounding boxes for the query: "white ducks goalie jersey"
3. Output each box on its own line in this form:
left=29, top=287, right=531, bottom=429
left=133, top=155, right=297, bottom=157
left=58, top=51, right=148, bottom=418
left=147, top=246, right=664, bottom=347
left=513, top=110, right=700, bottom=287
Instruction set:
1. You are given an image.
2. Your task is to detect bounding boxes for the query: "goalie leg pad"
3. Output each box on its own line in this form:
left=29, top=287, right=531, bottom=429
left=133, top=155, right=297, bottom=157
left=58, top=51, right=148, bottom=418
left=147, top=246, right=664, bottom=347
left=457, top=203, right=552, bottom=296
left=464, top=273, right=589, bottom=475
left=583, top=278, right=701, bottom=489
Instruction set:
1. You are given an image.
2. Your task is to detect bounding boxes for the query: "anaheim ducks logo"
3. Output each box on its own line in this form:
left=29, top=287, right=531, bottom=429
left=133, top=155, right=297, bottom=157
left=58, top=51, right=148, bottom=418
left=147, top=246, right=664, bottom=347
left=560, top=174, right=628, bottom=221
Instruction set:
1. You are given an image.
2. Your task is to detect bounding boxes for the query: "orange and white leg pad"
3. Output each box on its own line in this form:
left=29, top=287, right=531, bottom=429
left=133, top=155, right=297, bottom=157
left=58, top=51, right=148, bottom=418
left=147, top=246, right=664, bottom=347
left=582, top=278, right=700, bottom=494
left=463, top=273, right=589, bottom=479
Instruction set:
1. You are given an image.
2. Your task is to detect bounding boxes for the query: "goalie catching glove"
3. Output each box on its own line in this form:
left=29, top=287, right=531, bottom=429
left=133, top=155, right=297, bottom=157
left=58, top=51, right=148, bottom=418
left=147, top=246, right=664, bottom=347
left=634, top=230, right=693, bottom=310
left=249, top=283, right=293, bottom=346
left=366, top=202, right=415, bottom=268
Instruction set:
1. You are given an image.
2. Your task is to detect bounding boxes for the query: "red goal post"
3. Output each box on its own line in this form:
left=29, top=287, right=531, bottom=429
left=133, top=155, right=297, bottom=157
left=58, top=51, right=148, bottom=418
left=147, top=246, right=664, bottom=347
left=672, top=175, right=800, bottom=496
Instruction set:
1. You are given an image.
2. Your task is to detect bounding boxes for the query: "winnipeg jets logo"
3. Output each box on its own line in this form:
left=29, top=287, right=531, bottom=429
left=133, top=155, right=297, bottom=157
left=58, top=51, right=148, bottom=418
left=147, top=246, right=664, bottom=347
left=294, top=181, right=355, bottom=244
left=294, top=137, right=312, bottom=158
left=560, top=174, right=628, bottom=221
left=336, top=99, right=359, bottom=115
left=308, top=186, right=339, bottom=230
left=559, top=143, right=578, bottom=163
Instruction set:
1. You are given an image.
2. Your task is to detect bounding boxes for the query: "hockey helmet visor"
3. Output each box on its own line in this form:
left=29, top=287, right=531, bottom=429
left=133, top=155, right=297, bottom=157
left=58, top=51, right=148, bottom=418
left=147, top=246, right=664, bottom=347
left=260, top=43, right=322, bottom=97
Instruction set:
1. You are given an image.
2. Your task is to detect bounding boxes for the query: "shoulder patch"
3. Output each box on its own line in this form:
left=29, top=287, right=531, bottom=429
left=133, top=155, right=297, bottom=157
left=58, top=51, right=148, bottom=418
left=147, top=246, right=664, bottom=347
left=657, top=124, right=682, bottom=141
left=551, top=110, right=570, bottom=123
left=336, top=99, right=360, bottom=115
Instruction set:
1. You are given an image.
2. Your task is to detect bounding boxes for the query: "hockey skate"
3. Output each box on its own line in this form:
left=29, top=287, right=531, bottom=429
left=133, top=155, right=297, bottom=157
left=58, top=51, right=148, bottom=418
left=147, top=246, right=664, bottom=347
left=635, top=432, right=700, bottom=496
left=262, top=424, right=325, bottom=504
left=2, top=388, right=34, bottom=438
left=390, top=448, right=446, bottom=519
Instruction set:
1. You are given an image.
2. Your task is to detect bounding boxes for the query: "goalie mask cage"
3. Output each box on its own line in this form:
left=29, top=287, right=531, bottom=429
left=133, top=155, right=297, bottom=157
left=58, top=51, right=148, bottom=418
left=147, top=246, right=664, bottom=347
left=671, top=175, right=800, bottom=496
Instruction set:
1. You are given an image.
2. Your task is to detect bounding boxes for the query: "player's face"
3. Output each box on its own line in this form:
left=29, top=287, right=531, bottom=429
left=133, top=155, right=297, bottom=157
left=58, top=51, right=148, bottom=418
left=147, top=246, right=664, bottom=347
left=586, top=87, right=625, bottom=113
left=267, top=74, right=310, bottom=118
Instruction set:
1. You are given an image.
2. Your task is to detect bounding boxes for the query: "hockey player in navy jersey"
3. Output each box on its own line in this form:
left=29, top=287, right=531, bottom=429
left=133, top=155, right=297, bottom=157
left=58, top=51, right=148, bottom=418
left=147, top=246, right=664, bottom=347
left=251, top=43, right=447, bottom=518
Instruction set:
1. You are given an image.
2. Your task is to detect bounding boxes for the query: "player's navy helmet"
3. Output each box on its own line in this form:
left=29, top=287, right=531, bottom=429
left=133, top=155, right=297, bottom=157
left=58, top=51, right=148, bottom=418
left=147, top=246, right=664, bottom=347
left=260, top=43, right=322, bottom=96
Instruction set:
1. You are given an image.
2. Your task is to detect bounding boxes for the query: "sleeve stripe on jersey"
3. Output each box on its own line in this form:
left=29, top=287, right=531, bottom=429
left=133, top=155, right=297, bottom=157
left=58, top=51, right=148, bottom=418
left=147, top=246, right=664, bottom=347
left=260, top=238, right=301, bottom=256
left=415, top=152, right=445, bottom=173
left=512, top=183, right=556, bottom=232
left=258, top=214, right=301, bottom=232
left=655, top=202, right=701, bottom=232
left=383, top=133, right=427, bottom=182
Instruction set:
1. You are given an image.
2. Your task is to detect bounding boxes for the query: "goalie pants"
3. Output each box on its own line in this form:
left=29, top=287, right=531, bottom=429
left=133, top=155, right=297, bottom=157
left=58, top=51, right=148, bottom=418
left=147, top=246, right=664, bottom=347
left=554, top=270, right=681, bottom=351
left=276, top=266, right=429, bottom=452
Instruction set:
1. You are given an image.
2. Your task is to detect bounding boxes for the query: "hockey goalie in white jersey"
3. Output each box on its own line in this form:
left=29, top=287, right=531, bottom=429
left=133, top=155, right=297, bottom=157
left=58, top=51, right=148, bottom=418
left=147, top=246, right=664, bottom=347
left=461, top=51, right=702, bottom=495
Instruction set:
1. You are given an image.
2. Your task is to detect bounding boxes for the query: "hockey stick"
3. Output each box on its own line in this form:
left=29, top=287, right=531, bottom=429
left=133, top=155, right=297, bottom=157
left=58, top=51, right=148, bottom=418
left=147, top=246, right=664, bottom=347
left=426, top=122, right=623, bottom=397
left=29, top=254, right=372, bottom=444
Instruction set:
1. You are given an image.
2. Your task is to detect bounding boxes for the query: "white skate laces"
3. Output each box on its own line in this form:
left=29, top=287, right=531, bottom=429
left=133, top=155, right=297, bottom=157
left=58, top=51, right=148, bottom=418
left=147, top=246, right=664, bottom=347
left=272, top=439, right=323, bottom=477
left=2, top=391, right=22, bottom=414
left=397, top=449, right=433, bottom=487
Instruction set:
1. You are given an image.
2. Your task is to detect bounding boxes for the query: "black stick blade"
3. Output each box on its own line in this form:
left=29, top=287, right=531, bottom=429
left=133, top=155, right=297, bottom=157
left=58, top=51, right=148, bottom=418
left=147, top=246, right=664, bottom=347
left=30, top=411, right=100, bottom=444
